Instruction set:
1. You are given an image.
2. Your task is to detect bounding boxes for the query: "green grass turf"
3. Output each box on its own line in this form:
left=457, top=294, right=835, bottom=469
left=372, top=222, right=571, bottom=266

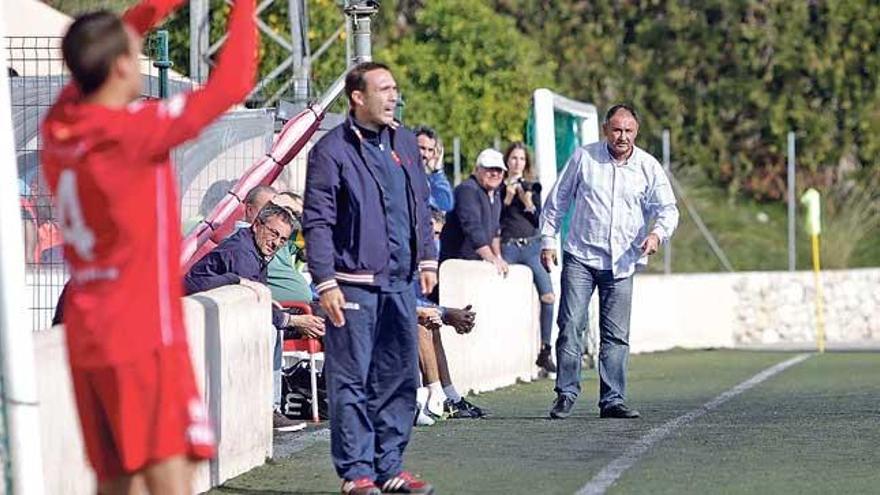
left=611, top=352, right=880, bottom=494
left=212, top=349, right=880, bottom=494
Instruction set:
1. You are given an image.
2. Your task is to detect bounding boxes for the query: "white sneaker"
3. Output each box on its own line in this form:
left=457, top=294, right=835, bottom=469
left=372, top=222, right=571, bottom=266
left=426, top=389, right=447, bottom=418
left=414, top=387, right=435, bottom=426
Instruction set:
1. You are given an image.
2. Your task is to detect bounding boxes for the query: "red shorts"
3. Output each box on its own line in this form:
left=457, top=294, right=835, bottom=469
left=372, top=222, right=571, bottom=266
left=70, top=345, right=216, bottom=482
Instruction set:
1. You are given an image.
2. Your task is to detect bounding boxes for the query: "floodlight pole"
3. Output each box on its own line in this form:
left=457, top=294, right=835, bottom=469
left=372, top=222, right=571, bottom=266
left=344, top=1, right=379, bottom=63
left=787, top=131, right=796, bottom=271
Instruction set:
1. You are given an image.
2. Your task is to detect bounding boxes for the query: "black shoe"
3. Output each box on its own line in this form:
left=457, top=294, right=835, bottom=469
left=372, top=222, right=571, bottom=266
left=536, top=345, right=557, bottom=374
left=549, top=394, right=575, bottom=419
left=273, top=410, right=305, bottom=431
left=599, top=403, right=641, bottom=419
left=444, top=398, right=488, bottom=419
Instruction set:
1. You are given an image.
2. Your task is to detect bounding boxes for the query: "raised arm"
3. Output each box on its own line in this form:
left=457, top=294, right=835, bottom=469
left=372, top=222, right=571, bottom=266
left=122, top=0, right=187, bottom=36
left=124, top=0, right=258, bottom=158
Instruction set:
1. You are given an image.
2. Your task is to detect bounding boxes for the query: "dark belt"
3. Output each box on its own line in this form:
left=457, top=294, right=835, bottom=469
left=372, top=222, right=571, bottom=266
left=503, top=235, right=540, bottom=247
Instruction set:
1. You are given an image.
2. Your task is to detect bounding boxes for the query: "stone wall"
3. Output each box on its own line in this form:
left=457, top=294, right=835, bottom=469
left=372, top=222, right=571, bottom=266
left=733, top=268, right=880, bottom=346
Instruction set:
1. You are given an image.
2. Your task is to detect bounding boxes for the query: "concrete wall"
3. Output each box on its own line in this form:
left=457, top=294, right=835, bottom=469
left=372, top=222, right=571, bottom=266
left=619, top=268, right=879, bottom=353
left=439, top=260, right=542, bottom=393
left=36, top=285, right=274, bottom=494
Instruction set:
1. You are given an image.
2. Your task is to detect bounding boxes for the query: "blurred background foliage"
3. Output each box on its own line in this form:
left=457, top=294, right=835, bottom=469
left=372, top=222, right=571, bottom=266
left=44, top=0, right=880, bottom=270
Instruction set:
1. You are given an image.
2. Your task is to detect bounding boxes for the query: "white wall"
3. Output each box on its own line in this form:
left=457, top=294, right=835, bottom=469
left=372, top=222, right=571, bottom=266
left=439, top=260, right=542, bottom=393
left=36, top=284, right=274, bottom=494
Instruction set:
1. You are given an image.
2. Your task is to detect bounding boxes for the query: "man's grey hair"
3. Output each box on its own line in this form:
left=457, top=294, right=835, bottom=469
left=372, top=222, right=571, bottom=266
left=603, top=104, right=640, bottom=126
left=244, top=185, right=277, bottom=206
left=256, top=203, right=298, bottom=232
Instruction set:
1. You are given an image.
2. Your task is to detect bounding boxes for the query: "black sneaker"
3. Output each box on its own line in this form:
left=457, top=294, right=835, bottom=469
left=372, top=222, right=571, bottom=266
left=549, top=394, right=575, bottom=419
left=536, top=344, right=557, bottom=373
left=273, top=410, right=305, bottom=431
left=444, top=398, right=489, bottom=419
left=378, top=471, right=435, bottom=494
left=599, top=403, right=640, bottom=419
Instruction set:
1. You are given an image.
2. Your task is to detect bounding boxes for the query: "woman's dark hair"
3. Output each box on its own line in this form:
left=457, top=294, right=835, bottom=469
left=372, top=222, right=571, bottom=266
left=503, top=142, right=534, bottom=181
left=62, top=10, right=131, bottom=95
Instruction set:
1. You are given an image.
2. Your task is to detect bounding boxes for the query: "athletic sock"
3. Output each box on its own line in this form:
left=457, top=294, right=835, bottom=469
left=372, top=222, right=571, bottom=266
left=443, top=385, right=462, bottom=403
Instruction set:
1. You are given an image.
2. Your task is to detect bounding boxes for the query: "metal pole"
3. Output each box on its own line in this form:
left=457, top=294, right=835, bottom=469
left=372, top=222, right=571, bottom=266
left=0, top=12, right=45, bottom=490
left=290, top=0, right=310, bottom=104
left=662, top=129, right=672, bottom=275
left=189, top=0, right=210, bottom=83
left=344, top=1, right=379, bottom=64
left=788, top=131, right=796, bottom=271
left=494, top=136, right=501, bottom=151
left=453, top=137, right=462, bottom=185
left=153, top=30, right=171, bottom=98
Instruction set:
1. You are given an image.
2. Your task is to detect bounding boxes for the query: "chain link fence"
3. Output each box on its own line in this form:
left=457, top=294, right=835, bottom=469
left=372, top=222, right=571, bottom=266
left=7, top=35, right=275, bottom=333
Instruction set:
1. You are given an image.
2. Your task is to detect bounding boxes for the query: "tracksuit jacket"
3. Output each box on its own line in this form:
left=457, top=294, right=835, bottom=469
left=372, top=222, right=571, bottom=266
left=302, top=116, right=439, bottom=293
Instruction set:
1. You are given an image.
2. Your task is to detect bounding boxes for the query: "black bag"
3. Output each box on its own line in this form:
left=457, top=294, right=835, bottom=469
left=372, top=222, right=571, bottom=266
left=281, top=359, right=329, bottom=420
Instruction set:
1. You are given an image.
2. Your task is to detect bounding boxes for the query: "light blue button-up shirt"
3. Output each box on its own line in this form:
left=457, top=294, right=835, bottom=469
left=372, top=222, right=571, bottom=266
left=540, top=141, right=679, bottom=279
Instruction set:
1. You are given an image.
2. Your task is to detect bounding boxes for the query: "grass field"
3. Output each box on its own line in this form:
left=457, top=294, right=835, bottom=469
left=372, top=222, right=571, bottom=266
left=210, top=350, right=880, bottom=494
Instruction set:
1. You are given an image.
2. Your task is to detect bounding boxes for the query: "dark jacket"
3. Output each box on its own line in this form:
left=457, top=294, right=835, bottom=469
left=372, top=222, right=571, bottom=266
left=302, top=116, right=438, bottom=295
left=500, top=179, right=543, bottom=240
left=439, top=175, right=502, bottom=262
left=184, top=227, right=287, bottom=329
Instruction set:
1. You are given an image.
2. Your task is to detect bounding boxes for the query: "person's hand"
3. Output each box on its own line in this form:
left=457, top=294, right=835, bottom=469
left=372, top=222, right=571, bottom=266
left=239, top=278, right=265, bottom=303
left=433, top=143, right=445, bottom=172
left=491, top=257, right=509, bottom=277
left=319, top=287, right=346, bottom=327
left=289, top=314, right=326, bottom=338
left=641, top=233, right=661, bottom=256
left=541, top=249, right=557, bottom=273
left=443, top=305, right=476, bottom=334
left=416, top=307, right=442, bottom=331
left=420, top=270, right=437, bottom=296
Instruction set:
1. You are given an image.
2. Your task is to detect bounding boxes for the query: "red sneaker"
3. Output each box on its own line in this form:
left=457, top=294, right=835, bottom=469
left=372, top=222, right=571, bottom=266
left=379, top=471, right=435, bottom=494
left=341, top=477, right=381, bottom=495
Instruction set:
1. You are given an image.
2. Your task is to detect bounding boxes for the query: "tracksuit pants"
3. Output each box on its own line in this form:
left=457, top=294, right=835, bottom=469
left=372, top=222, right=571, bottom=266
left=324, top=284, right=419, bottom=482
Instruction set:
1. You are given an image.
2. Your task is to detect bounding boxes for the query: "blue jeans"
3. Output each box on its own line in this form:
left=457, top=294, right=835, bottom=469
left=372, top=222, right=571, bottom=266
left=324, top=285, right=419, bottom=482
left=502, top=238, right=554, bottom=346
left=554, top=252, right=633, bottom=410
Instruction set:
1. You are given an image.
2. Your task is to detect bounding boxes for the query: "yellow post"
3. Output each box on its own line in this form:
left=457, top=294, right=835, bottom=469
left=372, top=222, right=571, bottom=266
left=801, top=189, right=825, bottom=353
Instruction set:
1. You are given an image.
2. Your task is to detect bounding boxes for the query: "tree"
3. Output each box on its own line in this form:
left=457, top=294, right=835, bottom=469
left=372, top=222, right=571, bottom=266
left=376, top=0, right=554, bottom=167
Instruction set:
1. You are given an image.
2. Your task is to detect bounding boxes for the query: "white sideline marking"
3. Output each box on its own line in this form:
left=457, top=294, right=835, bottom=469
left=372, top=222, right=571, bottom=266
left=576, top=353, right=812, bottom=495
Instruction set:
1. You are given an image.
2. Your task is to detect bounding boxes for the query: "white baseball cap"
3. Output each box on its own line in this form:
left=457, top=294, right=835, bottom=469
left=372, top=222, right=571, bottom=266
left=475, top=148, right=507, bottom=171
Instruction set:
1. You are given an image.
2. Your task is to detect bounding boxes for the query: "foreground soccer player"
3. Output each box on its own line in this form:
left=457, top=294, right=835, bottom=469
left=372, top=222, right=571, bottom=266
left=40, top=0, right=257, bottom=492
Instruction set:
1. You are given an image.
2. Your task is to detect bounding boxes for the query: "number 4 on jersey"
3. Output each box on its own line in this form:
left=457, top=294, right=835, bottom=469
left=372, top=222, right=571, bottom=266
left=57, top=169, right=96, bottom=261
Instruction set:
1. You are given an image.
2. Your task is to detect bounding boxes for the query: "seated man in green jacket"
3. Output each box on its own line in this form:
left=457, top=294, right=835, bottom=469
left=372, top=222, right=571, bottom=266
left=265, top=192, right=325, bottom=425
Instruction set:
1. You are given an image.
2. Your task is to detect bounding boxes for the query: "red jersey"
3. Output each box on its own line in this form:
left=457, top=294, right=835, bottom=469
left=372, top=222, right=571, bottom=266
left=41, top=0, right=257, bottom=368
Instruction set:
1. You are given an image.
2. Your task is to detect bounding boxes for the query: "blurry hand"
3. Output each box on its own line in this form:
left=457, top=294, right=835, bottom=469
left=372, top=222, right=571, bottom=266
left=641, top=233, right=661, bottom=256
left=319, top=287, right=346, bottom=327
left=417, top=307, right=443, bottom=331
left=541, top=249, right=557, bottom=272
left=420, top=271, right=438, bottom=296
left=290, top=314, right=326, bottom=338
left=443, top=305, right=476, bottom=334
left=492, top=257, right=509, bottom=277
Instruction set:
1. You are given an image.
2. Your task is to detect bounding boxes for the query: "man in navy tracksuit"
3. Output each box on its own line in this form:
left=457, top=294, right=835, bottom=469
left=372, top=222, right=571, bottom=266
left=302, top=62, right=438, bottom=495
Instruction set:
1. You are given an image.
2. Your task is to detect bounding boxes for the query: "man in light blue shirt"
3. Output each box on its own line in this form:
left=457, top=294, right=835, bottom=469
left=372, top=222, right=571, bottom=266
left=540, top=104, right=679, bottom=420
